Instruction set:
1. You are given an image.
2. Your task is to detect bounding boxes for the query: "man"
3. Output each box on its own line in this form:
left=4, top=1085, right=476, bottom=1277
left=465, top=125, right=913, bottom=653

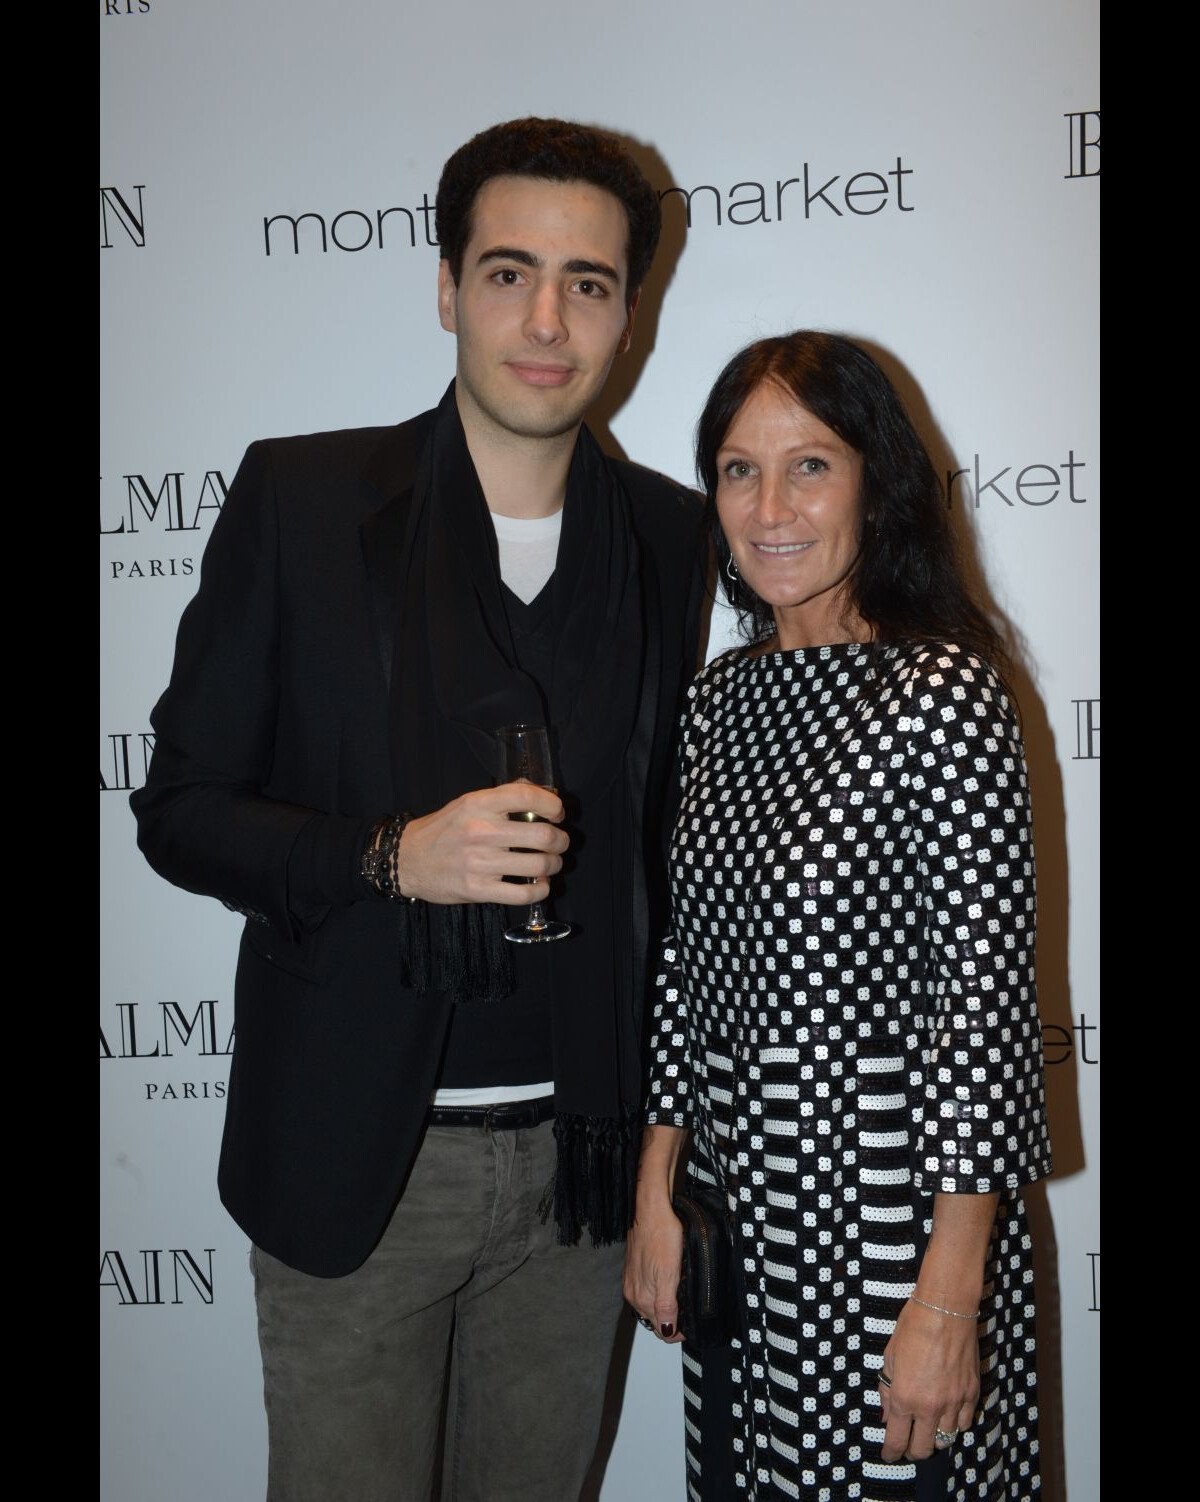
left=130, top=117, right=705, bottom=1501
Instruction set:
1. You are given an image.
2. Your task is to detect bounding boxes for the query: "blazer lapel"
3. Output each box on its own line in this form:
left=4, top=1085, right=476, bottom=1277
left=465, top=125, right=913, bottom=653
left=360, top=492, right=409, bottom=694
left=626, top=553, right=661, bottom=985
left=357, top=409, right=437, bottom=694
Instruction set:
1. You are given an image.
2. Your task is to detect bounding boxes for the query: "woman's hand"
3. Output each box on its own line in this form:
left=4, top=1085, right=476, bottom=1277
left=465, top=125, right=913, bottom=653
left=878, top=1299, right=980, bottom=1461
left=623, top=1199, right=686, bottom=1343
left=623, top=1123, right=689, bottom=1343
left=877, top=1190, right=998, bottom=1461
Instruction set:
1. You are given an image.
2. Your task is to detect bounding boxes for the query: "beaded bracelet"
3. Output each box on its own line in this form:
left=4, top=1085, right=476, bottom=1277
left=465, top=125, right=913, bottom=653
left=908, top=1294, right=980, bottom=1321
left=361, top=813, right=417, bottom=903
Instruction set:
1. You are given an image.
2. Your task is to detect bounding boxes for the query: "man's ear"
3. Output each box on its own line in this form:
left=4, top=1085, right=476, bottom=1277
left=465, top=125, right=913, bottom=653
left=437, top=259, right=458, bottom=334
left=619, top=289, right=641, bottom=354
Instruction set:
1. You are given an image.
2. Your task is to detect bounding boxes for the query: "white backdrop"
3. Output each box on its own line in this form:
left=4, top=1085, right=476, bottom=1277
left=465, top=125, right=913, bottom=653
left=100, top=3, right=1099, bottom=1497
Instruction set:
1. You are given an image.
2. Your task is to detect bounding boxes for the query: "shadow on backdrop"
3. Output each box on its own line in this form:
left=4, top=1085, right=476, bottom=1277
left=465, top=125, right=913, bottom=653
left=864, top=336, right=1081, bottom=1502
left=586, top=133, right=687, bottom=469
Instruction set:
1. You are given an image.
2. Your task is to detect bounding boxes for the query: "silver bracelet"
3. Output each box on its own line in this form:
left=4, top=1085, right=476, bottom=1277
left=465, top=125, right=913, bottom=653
left=908, top=1294, right=979, bottom=1321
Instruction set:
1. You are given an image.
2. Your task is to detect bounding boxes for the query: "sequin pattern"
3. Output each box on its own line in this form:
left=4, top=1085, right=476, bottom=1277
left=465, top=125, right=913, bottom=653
left=646, top=643, right=1051, bottom=1502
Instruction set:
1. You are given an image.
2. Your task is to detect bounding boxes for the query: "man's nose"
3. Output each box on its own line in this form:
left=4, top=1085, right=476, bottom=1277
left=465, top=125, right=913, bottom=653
left=524, top=283, right=568, bottom=344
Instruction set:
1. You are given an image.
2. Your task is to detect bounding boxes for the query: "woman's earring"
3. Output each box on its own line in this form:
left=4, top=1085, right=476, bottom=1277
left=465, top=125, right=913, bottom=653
left=725, top=554, right=739, bottom=584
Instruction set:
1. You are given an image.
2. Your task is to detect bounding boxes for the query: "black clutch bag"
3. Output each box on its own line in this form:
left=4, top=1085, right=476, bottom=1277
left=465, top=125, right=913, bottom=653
left=672, top=1181, right=740, bottom=1350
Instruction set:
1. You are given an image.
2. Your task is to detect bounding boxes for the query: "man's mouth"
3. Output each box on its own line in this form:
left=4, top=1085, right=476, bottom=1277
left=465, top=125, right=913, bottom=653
left=507, top=363, right=576, bottom=387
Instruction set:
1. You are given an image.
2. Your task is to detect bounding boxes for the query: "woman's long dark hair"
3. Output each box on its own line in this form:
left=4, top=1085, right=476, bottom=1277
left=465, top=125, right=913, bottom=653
left=696, top=331, right=1007, bottom=676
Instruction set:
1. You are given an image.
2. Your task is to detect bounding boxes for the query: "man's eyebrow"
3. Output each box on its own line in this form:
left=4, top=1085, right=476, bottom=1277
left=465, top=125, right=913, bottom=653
left=475, top=247, right=621, bottom=282
left=562, top=258, right=620, bottom=281
left=476, top=246, right=540, bottom=269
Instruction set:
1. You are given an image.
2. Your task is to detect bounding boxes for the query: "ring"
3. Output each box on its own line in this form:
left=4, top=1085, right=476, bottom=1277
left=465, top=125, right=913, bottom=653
left=878, top=1371, right=893, bottom=1389
left=933, top=1428, right=958, bottom=1449
left=637, top=1315, right=654, bottom=1330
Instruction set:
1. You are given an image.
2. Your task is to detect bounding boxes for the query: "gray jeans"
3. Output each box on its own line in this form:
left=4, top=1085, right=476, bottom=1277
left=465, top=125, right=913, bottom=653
left=251, top=1119, right=626, bottom=1502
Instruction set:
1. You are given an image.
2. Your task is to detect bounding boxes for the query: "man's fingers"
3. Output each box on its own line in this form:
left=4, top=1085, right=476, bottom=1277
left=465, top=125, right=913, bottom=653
left=491, top=780, right=565, bottom=823
left=395, top=786, right=570, bottom=906
left=491, top=876, right=553, bottom=907
left=495, top=825, right=568, bottom=859
left=496, top=848, right=563, bottom=882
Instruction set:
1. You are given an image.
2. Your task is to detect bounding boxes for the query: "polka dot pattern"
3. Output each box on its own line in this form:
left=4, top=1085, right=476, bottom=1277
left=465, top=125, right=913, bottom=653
left=646, top=643, right=1051, bottom=1501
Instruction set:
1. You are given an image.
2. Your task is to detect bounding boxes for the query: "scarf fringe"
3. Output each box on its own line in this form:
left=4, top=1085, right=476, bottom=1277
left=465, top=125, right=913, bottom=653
left=395, top=901, right=514, bottom=1004
left=548, top=1110, right=639, bottom=1247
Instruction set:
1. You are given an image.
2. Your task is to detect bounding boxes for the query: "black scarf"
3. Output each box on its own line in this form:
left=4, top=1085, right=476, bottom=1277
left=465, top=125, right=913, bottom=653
left=388, top=384, right=649, bottom=1244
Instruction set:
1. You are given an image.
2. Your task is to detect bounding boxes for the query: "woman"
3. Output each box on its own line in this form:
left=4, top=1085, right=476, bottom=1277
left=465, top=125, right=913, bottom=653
left=624, top=331, right=1051, bottom=1501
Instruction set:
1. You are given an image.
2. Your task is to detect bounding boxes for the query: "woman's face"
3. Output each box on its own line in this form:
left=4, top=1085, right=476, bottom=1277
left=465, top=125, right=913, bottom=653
left=715, top=379, right=866, bottom=649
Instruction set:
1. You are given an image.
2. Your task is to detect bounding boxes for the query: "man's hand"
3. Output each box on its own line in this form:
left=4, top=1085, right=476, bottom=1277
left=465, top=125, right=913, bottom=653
left=394, top=783, right=568, bottom=905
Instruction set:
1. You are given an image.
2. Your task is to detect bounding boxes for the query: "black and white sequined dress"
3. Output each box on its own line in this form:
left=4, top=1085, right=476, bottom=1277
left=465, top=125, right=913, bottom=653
left=646, top=643, right=1051, bottom=1502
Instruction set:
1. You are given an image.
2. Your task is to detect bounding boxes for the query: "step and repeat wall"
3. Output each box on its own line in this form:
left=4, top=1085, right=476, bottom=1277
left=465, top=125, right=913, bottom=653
left=100, top=3, right=1099, bottom=1498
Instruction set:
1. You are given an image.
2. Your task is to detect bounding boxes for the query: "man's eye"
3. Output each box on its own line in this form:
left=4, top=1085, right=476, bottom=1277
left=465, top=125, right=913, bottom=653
left=576, top=279, right=606, bottom=298
left=493, top=268, right=522, bottom=285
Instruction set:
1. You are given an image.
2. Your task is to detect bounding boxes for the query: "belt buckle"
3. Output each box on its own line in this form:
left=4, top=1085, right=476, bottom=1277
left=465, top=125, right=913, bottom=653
left=484, top=1100, right=535, bottom=1132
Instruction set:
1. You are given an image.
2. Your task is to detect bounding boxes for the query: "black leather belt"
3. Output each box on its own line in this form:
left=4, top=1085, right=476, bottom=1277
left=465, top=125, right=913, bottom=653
left=427, top=1096, right=555, bottom=1130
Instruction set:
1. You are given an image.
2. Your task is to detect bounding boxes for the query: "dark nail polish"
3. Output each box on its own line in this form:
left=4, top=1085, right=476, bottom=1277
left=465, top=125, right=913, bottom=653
left=660, top=1323, right=674, bottom=1337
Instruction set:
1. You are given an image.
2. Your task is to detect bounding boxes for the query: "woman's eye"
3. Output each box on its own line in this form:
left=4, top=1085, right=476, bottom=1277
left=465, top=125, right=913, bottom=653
left=723, top=460, right=752, bottom=479
left=798, top=457, right=829, bottom=475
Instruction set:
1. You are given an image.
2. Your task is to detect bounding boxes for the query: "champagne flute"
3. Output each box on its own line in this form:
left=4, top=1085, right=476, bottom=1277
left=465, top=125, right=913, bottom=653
left=495, top=723, right=571, bottom=943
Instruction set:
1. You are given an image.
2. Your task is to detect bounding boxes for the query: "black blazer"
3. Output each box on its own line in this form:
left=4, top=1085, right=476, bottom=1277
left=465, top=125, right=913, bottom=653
left=131, top=409, right=706, bottom=1277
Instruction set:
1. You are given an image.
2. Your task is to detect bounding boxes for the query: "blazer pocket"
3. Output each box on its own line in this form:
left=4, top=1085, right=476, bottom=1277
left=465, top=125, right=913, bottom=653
left=240, top=920, right=332, bottom=986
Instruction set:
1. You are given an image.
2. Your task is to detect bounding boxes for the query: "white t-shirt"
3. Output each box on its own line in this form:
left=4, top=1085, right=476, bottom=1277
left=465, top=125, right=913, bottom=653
left=489, top=507, right=562, bottom=604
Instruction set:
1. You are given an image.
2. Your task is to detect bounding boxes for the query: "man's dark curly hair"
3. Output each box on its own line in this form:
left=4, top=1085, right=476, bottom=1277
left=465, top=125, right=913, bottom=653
left=435, top=117, right=661, bottom=303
